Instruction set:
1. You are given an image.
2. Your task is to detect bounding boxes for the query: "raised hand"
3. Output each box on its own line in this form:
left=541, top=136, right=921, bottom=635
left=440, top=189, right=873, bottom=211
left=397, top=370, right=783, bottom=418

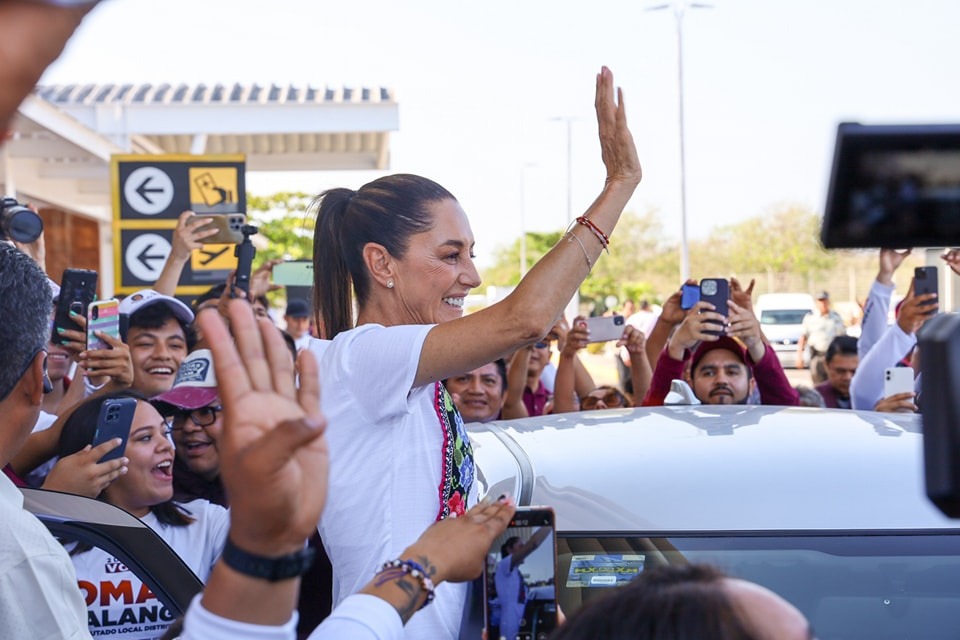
left=595, top=66, right=641, bottom=187
left=880, top=248, right=911, bottom=283
left=79, top=330, right=134, bottom=389
left=171, top=211, right=218, bottom=262
left=197, top=300, right=328, bottom=557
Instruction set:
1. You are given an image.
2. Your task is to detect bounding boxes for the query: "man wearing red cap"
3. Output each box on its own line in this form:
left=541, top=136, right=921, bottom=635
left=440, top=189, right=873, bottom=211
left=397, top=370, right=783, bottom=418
left=643, top=298, right=799, bottom=407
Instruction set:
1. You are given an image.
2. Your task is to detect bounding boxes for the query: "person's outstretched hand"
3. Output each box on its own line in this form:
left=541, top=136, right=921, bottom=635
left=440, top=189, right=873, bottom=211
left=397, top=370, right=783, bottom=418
left=198, top=300, right=328, bottom=557
left=596, top=66, right=642, bottom=187
left=398, top=497, right=516, bottom=585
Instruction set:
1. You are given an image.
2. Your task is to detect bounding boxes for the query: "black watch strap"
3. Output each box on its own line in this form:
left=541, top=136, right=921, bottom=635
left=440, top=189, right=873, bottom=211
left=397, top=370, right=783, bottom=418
left=222, top=538, right=316, bottom=582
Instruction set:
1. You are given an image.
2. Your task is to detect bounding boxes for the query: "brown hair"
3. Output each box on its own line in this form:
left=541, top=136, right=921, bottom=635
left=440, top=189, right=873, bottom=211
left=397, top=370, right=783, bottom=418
left=550, top=564, right=761, bottom=640
left=310, top=174, right=455, bottom=338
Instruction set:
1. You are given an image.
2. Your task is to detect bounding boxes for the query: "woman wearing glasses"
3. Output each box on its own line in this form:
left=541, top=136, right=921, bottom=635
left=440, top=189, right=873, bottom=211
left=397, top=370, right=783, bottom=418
left=57, top=389, right=228, bottom=640
left=553, top=317, right=651, bottom=413
left=306, top=67, right=641, bottom=639
left=151, top=349, right=228, bottom=507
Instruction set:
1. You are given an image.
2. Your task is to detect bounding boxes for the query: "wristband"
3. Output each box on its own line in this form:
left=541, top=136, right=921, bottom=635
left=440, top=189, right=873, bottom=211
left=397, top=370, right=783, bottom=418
left=375, top=559, right=436, bottom=609
left=221, top=537, right=316, bottom=582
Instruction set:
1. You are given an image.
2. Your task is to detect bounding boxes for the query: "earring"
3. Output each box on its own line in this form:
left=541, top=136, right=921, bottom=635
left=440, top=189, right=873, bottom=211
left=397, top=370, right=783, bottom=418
left=386, top=280, right=394, bottom=289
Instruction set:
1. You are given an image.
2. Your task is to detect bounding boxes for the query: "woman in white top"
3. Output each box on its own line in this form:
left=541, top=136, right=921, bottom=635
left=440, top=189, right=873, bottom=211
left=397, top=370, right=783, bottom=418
left=307, top=66, right=641, bottom=639
left=58, top=390, right=229, bottom=640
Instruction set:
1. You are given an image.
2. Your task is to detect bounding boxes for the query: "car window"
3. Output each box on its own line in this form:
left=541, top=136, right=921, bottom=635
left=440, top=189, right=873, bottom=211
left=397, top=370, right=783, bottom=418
left=760, top=309, right=810, bottom=325
left=559, top=533, right=960, bottom=639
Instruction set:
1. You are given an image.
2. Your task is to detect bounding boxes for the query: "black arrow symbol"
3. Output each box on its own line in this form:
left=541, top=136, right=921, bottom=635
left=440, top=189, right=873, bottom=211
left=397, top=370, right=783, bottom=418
left=135, top=176, right=167, bottom=205
left=136, top=244, right=166, bottom=271
left=199, top=246, right=230, bottom=266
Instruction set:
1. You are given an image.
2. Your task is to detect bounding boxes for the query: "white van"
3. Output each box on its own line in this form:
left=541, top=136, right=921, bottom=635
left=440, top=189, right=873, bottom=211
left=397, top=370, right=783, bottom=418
left=754, top=293, right=816, bottom=369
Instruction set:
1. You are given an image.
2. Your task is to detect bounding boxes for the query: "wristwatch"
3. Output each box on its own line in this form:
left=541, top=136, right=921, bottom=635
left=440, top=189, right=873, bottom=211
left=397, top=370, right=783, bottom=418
left=222, top=538, right=316, bottom=582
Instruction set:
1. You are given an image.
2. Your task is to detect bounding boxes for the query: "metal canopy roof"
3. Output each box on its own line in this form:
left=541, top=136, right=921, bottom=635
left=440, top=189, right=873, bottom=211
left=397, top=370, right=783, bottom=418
left=1, top=82, right=398, bottom=223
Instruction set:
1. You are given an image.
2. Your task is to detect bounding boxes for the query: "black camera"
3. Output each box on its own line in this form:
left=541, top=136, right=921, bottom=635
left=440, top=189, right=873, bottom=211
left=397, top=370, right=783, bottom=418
left=0, top=197, right=43, bottom=243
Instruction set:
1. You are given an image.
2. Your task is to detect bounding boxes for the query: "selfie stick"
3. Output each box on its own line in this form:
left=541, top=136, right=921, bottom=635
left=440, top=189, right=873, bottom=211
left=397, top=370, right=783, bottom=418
left=232, top=224, right=258, bottom=299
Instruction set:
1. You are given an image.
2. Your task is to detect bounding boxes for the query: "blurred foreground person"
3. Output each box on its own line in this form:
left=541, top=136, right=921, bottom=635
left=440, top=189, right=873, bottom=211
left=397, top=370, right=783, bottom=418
left=549, top=563, right=813, bottom=640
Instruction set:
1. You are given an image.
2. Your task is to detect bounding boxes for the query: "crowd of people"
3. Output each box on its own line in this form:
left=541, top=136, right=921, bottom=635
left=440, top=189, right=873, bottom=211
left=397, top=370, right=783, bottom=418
left=0, top=3, right=944, bottom=640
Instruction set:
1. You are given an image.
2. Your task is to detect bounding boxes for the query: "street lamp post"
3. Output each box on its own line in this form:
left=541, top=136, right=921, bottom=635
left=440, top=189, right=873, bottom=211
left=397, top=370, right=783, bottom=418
left=648, top=0, right=712, bottom=281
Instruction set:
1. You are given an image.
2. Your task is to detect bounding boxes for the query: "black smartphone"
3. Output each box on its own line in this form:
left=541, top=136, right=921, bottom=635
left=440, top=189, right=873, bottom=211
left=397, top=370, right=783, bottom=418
left=93, top=397, right=136, bottom=463
left=484, top=506, right=558, bottom=640
left=680, top=283, right=701, bottom=310
left=915, top=266, right=939, bottom=315
left=52, top=268, right=98, bottom=345
left=699, top=278, right=729, bottom=336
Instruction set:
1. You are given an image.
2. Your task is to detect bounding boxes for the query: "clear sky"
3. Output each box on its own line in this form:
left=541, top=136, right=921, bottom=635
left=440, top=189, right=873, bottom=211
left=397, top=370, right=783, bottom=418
left=42, top=0, right=960, bottom=269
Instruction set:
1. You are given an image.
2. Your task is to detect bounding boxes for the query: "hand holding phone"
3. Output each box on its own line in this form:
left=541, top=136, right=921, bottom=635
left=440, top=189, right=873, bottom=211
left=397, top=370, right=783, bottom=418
left=884, top=367, right=915, bottom=399
left=52, top=268, right=97, bottom=345
left=584, top=315, right=626, bottom=343
left=699, top=278, right=729, bottom=336
left=86, top=299, right=120, bottom=350
left=484, top=507, right=558, bottom=640
left=914, top=266, right=939, bottom=315
left=93, top=397, right=137, bottom=463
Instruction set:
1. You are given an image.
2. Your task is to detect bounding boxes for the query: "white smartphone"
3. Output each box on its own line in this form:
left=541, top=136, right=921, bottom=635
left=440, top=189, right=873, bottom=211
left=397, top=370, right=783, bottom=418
left=584, top=315, right=626, bottom=343
left=884, top=367, right=915, bottom=398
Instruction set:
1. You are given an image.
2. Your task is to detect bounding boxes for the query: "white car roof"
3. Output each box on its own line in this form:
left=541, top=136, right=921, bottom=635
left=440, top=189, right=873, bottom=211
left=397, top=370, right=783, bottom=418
left=470, top=405, right=957, bottom=534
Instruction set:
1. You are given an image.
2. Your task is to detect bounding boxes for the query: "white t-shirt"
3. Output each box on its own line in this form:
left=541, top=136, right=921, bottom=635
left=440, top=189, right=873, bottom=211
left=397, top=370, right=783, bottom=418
left=309, top=325, right=477, bottom=640
left=26, top=409, right=59, bottom=486
left=0, top=473, right=91, bottom=639
left=494, top=555, right=525, bottom=640
left=69, top=499, right=228, bottom=640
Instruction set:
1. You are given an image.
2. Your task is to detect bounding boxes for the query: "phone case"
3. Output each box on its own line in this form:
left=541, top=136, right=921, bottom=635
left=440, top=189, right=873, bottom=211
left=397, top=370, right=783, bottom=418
left=584, top=315, right=627, bottom=343
left=884, top=367, right=915, bottom=398
left=681, top=284, right=701, bottom=310
left=272, top=261, right=315, bottom=287
left=86, top=300, right=120, bottom=350
left=52, top=269, right=98, bottom=345
left=915, top=266, right=939, bottom=315
left=483, top=506, right=558, bottom=640
left=94, top=397, right=137, bottom=463
left=699, top=278, right=729, bottom=335
left=195, top=214, right=246, bottom=244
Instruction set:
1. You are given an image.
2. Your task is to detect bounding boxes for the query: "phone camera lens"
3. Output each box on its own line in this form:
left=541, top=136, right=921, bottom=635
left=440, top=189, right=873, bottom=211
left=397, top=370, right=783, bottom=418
left=702, top=281, right=717, bottom=296
left=91, top=307, right=99, bottom=320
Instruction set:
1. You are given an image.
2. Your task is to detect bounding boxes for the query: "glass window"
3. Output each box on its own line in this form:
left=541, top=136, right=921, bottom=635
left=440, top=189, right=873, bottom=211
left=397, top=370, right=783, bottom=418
left=559, top=534, right=960, bottom=639
left=761, top=309, right=810, bottom=325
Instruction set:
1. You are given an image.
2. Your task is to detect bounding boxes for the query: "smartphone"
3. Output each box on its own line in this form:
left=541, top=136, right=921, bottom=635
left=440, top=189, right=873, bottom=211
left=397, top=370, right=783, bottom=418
left=86, top=299, right=120, bottom=350
left=699, top=278, right=729, bottom=336
left=680, top=283, right=701, bottom=310
left=272, top=261, right=314, bottom=287
left=93, top=397, right=137, bottom=463
left=584, top=315, right=626, bottom=343
left=52, top=268, right=98, bottom=345
left=193, top=213, right=246, bottom=244
left=914, top=266, right=939, bottom=315
left=883, top=367, right=915, bottom=399
left=484, top=507, right=558, bottom=640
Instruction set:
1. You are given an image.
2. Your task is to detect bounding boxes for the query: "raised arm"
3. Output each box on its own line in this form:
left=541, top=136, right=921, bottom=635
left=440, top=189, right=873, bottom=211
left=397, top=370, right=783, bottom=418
left=154, top=211, right=218, bottom=296
left=553, top=318, right=589, bottom=413
left=619, top=326, right=651, bottom=406
left=645, top=284, right=691, bottom=372
left=416, top=67, right=641, bottom=386
left=501, top=348, right=532, bottom=419
left=510, top=526, right=552, bottom=570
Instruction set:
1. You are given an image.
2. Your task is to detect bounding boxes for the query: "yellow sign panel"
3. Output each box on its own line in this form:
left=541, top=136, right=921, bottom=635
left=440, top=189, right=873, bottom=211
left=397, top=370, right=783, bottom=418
left=189, top=167, right=239, bottom=211
left=191, top=244, right=238, bottom=271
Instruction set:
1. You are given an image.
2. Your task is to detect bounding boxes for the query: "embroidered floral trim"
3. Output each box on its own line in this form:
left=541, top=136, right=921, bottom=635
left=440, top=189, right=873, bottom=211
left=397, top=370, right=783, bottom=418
left=433, top=382, right=474, bottom=520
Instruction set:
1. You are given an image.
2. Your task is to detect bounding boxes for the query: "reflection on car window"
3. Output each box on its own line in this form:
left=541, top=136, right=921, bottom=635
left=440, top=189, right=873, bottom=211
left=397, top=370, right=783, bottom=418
left=761, top=310, right=810, bottom=325
left=559, top=534, right=960, bottom=639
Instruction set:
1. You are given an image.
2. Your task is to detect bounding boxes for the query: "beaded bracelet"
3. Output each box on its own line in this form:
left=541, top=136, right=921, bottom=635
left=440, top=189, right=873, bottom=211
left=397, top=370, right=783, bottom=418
left=375, top=559, right=436, bottom=609
left=575, top=215, right=610, bottom=253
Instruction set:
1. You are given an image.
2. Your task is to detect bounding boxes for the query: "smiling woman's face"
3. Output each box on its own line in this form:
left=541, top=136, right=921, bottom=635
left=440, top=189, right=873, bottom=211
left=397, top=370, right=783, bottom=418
left=387, top=198, right=481, bottom=326
left=102, top=400, right=175, bottom=517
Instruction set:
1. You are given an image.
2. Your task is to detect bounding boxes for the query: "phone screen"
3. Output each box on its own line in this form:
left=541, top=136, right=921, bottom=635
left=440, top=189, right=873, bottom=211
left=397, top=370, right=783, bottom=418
left=484, top=507, right=558, bottom=640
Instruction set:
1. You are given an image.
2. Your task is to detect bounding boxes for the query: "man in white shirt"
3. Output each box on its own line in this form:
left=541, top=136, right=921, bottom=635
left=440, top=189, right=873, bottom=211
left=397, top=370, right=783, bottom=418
left=0, top=243, right=92, bottom=639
